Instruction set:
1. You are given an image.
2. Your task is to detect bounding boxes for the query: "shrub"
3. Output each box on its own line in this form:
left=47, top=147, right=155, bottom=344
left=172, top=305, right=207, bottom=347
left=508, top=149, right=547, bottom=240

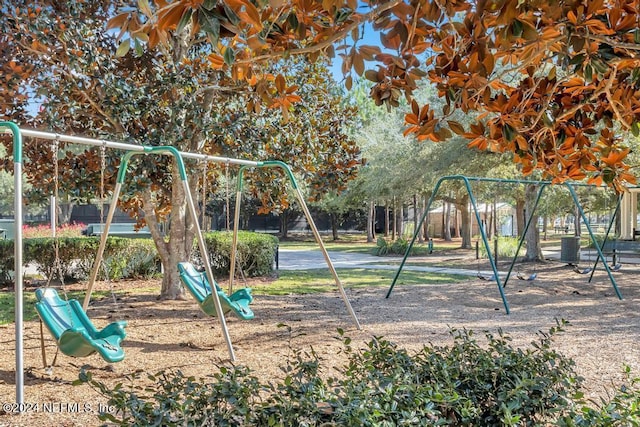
left=373, top=237, right=388, bottom=256
left=101, top=238, right=159, bottom=280
left=23, top=237, right=96, bottom=282
left=0, top=240, right=13, bottom=285
left=477, top=236, right=523, bottom=259
left=373, top=237, right=430, bottom=256
left=77, top=321, right=596, bottom=426
left=1, top=231, right=277, bottom=284
left=198, top=231, right=279, bottom=277
left=3, top=237, right=158, bottom=283
left=558, top=366, right=640, bottom=426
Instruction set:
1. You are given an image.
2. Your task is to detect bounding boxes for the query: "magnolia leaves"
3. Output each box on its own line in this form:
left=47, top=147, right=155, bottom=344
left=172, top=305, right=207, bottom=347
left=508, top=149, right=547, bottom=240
left=108, top=0, right=640, bottom=190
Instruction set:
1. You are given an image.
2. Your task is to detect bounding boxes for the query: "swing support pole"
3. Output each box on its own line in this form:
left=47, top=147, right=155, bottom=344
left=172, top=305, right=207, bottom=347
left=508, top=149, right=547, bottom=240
left=233, top=161, right=361, bottom=329
left=83, top=181, right=123, bottom=310
left=230, top=181, right=243, bottom=295
left=565, top=184, right=622, bottom=299
left=1, top=122, right=25, bottom=405
left=588, top=194, right=622, bottom=283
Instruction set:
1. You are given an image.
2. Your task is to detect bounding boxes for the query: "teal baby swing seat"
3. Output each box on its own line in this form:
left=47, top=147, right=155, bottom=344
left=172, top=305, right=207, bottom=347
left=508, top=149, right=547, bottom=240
left=35, top=288, right=127, bottom=363
left=178, top=262, right=254, bottom=320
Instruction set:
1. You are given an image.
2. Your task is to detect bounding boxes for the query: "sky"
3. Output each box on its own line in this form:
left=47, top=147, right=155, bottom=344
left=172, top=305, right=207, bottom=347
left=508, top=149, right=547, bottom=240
left=329, top=21, right=385, bottom=83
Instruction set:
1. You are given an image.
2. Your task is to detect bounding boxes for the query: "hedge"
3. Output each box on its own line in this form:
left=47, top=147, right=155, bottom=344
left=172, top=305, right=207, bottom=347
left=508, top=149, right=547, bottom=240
left=200, top=231, right=279, bottom=277
left=75, top=321, right=640, bottom=426
left=0, top=231, right=278, bottom=285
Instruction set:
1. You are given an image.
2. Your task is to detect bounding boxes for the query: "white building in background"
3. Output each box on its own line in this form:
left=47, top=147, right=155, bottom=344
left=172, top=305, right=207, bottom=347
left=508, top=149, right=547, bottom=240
left=425, top=202, right=518, bottom=238
left=620, top=188, right=640, bottom=240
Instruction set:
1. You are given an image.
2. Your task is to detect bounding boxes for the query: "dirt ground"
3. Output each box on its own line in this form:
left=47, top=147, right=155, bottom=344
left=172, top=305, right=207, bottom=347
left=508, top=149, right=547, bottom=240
left=1, top=252, right=639, bottom=426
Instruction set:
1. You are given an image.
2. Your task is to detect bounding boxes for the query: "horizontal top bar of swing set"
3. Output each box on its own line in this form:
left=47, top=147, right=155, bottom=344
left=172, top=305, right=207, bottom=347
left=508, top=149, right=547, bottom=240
left=1, top=126, right=261, bottom=167
left=440, top=174, right=639, bottom=190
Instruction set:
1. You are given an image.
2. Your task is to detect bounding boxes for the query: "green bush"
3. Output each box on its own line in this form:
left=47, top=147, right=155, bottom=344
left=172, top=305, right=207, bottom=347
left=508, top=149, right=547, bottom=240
left=558, top=366, right=640, bottom=426
left=477, top=236, right=523, bottom=259
left=0, top=240, right=13, bottom=285
left=76, top=321, right=617, bottom=426
left=23, top=237, right=98, bottom=282
left=373, top=237, right=430, bottom=256
left=100, top=238, right=160, bottom=281
left=391, top=237, right=409, bottom=255
left=373, top=237, right=389, bottom=256
left=1, top=231, right=277, bottom=284
left=0, top=237, right=159, bottom=284
left=199, top=231, right=279, bottom=277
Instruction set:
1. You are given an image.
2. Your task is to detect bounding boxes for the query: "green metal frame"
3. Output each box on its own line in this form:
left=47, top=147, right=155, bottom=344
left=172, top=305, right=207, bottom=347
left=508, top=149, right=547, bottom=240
left=588, top=194, right=622, bottom=283
left=232, top=161, right=361, bottom=329
left=385, top=175, right=623, bottom=313
left=1, top=121, right=24, bottom=405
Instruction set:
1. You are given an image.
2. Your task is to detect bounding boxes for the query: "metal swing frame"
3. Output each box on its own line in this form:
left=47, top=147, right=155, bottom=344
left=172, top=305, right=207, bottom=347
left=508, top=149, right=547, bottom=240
left=385, top=175, right=624, bottom=314
left=2, top=121, right=360, bottom=407
left=229, top=161, right=361, bottom=329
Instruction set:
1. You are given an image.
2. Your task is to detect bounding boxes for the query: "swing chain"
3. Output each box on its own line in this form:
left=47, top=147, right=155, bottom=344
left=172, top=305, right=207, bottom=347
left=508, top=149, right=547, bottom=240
left=225, top=160, right=230, bottom=231
left=41, top=136, right=67, bottom=369
left=98, top=142, right=118, bottom=304
left=51, top=137, right=66, bottom=290
left=100, top=142, right=107, bottom=224
left=201, top=160, right=208, bottom=228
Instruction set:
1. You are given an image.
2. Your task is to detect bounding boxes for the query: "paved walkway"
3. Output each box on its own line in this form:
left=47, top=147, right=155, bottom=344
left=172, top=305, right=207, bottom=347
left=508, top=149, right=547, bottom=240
left=277, top=247, right=640, bottom=278
left=277, top=248, right=488, bottom=277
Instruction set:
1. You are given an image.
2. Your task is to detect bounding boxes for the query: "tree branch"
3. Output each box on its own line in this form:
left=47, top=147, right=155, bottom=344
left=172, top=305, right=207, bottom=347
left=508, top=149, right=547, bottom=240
left=237, top=0, right=404, bottom=65
left=17, top=40, right=126, bottom=133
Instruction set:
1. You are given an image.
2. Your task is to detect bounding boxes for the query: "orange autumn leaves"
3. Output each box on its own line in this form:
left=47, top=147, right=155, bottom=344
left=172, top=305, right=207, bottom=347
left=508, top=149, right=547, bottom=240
left=108, top=0, right=640, bottom=190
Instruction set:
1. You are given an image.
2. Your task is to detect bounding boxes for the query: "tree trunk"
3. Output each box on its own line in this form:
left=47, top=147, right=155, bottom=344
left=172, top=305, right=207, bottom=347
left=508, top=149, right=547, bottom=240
left=493, top=198, right=498, bottom=237
left=397, top=202, right=403, bottom=238
left=142, top=161, right=198, bottom=299
left=456, top=194, right=472, bottom=249
left=330, top=212, right=339, bottom=241
left=423, top=196, right=430, bottom=241
left=524, top=184, right=544, bottom=261
left=58, top=200, right=75, bottom=225
left=384, top=202, right=390, bottom=237
left=414, top=194, right=422, bottom=243
left=280, top=211, right=289, bottom=239
left=367, top=200, right=375, bottom=243
left=392, top=197, right=397, bottom=240
left=516, top=198, right=525, bottom=238
left=443, top=202, right=452, bottom=241
left=484, top=202, right=492, bottom=240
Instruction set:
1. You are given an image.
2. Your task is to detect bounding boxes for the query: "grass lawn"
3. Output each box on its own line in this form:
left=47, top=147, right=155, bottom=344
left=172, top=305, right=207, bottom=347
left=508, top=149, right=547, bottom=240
left=254, top=268, right=470, bottom=296
left=278, top=234, right=439, bottom=254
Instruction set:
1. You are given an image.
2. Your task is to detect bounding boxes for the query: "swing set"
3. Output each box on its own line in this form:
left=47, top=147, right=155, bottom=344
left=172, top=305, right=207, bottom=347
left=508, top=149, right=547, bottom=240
left=386, top=175, right=625, bottom=314
left=2, top=121, right=361, bottom=407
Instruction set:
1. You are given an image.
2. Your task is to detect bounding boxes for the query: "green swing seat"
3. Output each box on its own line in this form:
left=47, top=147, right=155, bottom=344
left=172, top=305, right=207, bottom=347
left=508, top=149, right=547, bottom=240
left=178, top=262, right=254, bottom=320
left=34, top=288, right=127, bottom=363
